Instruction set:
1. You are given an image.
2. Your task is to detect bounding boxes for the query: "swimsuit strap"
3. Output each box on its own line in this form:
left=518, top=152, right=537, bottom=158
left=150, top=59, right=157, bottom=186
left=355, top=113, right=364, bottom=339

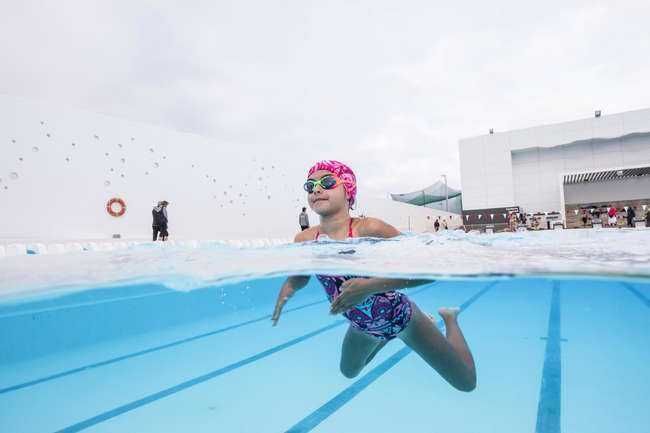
left=315, top=218, right=354, bottom=240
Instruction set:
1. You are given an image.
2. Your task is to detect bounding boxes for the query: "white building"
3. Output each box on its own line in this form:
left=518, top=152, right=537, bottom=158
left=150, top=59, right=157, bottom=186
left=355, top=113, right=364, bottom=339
left=459, top=108, right=650, bottom=227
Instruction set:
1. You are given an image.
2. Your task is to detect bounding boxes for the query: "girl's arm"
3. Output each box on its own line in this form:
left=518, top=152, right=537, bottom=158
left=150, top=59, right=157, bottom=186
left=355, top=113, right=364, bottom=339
left=330, top=217, right=430, bottom=314
left=271, top=228, right=317, bottom=325
left=272, top=275, right=310, bottom=325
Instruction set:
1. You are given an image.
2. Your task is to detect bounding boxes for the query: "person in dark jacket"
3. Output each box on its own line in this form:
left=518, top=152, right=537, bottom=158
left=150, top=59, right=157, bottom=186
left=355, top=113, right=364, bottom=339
left=627, top=206, right=636, bottom=227
left=152, top=201, right=169, bottom=241
left=299, top=207, right=310, bottom=231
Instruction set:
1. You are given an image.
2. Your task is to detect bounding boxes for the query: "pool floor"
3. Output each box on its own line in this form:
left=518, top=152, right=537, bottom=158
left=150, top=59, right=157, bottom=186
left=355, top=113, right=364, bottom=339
left=1, top=277, right=649, bottom=432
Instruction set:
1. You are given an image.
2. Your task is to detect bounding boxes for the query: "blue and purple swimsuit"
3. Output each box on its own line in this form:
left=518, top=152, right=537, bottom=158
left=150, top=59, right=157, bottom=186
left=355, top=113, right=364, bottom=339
left=315, top=219, right=413, bottom=340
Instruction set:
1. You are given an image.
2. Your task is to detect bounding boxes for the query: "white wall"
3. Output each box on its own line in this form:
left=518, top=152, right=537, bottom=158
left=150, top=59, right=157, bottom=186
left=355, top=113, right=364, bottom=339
left=459, top=108, right=650, bottom=213
left=0, top=96, right=455, bottom=241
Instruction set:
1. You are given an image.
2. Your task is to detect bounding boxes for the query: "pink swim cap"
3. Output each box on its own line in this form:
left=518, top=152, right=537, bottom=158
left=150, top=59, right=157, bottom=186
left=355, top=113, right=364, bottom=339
left=307, top=160, right=357, bottom=208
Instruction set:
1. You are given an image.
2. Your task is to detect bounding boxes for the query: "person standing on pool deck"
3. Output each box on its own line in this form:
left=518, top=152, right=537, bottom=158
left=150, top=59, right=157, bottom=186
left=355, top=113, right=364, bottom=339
left=152, top=201, right=169, bottom=241
left=608, top=206, right=618, bottom=228
left=626, top=206, right=636, bottom=228
left=299, top=207, right=310, bottom=231
left=272, top=160, right=477, bottom=392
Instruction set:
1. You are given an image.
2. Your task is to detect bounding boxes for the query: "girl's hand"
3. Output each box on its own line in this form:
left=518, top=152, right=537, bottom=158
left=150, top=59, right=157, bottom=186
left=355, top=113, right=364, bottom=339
left=330, top=278, right=374, bottom=315
left=272, top=285, right=295, bottom=326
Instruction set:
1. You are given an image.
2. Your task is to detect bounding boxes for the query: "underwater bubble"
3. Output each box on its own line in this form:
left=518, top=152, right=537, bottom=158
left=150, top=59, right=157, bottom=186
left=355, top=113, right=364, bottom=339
left=153, top=162, right=160, bottom=168
left=32, top=146, right=39, bottom=152
left=9, top=172, right=18, bottom=180
left=104, top=180, right=111, bottom=186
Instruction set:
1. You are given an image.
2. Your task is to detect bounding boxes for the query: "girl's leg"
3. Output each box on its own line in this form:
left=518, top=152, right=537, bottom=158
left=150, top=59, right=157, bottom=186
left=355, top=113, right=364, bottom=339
left=340, top=325, right=387, bottom=378
left=399, top=303, right=476, bottom=392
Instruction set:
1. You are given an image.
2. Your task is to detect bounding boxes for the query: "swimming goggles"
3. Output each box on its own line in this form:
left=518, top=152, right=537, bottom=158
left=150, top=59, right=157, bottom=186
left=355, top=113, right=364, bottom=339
left=303, top=175, right=341, bottom=193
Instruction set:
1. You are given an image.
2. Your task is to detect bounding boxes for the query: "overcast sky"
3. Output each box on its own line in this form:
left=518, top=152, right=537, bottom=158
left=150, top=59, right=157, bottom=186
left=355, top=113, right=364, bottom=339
left=2, top=1, right=650, bottom=198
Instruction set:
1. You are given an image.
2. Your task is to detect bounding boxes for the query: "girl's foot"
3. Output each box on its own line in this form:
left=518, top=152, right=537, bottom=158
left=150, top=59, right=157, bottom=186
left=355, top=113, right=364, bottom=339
left=438, top=307, right=460, bottom=323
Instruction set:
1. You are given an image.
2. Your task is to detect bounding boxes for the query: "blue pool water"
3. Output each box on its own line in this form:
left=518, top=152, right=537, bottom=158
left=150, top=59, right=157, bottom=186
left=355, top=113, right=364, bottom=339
left=1, top=274, right=649, bottom=432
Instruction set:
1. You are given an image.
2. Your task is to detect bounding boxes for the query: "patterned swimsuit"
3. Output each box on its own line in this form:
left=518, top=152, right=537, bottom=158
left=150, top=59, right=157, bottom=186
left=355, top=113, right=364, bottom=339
left=315, top=219, right=413, bottom=340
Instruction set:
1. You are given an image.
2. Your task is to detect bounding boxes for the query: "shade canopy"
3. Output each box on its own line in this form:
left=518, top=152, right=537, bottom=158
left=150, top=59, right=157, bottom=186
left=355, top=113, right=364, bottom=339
left=390, top=181, right=462, bottom=206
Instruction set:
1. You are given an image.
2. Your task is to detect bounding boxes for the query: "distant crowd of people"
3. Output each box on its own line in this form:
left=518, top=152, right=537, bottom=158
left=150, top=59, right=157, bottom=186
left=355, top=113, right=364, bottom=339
left=425, top=215, right=448, bottom=232
left=579, top=205, right=649, bottom=228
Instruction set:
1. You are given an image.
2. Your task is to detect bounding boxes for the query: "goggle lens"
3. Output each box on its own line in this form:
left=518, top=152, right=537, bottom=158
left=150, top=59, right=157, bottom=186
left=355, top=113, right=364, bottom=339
left=303, top=175, right=339, bottom=193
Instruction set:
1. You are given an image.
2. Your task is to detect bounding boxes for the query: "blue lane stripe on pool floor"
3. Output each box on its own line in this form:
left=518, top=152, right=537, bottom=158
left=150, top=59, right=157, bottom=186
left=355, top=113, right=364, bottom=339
left=285, top=282, right=496, bottom=433
left=51, top=283, right=436, bottom=432
left=0, top=298, right=327, bottom=395
left=54, top=320, right=346, bottom=433
left=2, top=283, right=436, bottom=395
left=534, top=281, right=562, bottom=433
left=623, top=283, right=650, bottom=308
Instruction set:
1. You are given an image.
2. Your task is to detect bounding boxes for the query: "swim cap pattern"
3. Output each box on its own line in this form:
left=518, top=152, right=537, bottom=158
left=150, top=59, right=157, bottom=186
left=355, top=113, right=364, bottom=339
left=307, top=160, right=357, bottom=208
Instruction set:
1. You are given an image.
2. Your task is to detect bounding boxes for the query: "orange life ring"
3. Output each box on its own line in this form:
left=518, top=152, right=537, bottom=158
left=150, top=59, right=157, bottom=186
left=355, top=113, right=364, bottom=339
left=106, top=197, right=126, bottom=217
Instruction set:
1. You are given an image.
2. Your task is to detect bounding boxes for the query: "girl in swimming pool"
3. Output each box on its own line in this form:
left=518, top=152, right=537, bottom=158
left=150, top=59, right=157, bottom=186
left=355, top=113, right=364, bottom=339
left=271, top=160, right=477, bottom=392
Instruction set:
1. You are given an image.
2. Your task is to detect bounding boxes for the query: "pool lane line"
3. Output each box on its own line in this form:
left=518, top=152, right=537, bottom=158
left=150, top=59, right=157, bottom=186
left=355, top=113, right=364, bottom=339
left=53, top=320, right=346, bottom=433
left=51, top=283, right=436, bottom=433
left=284, top=282, right=496, bottom=433
left=534, top=281, right=563, bottom=433
left=0, top=289, right=174, bottom=319
left=0, top=298, right=326, bottom=394
left=1, top=283, right=436, bottom=395
left=623, top=283, right=650, bottom=308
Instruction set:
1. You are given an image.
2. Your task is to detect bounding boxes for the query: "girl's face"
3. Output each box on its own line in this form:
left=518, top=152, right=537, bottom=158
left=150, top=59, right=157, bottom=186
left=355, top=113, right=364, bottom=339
left=306, top=170, right=348, bottom=216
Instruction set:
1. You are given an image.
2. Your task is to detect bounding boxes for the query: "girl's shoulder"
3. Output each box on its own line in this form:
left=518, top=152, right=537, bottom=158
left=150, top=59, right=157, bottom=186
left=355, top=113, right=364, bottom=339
left=294, top=226, right=319, bottom=243
left=355, top=217, right=400, bottom=238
